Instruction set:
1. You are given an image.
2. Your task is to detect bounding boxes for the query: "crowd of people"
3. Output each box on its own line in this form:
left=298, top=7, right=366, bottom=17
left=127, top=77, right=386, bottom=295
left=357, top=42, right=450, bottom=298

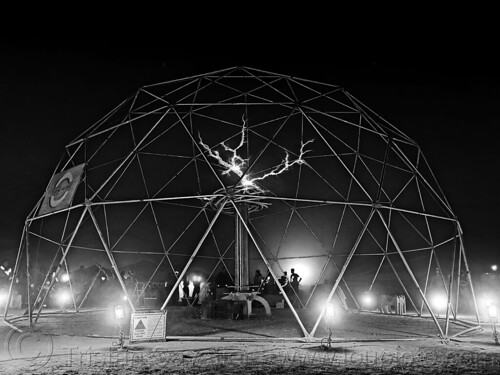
left=253, top=267, right=302, bottom=298
left=2, top=258, right=312, bottom=311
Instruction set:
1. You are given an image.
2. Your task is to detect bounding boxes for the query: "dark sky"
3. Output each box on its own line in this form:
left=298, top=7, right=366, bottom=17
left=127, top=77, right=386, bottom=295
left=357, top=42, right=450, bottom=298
left=1, top=38, right=499, bottom=274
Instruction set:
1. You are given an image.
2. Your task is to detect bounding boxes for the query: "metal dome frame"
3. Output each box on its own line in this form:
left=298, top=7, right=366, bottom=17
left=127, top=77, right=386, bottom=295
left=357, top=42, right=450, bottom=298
left=3, top=66, right=481, bottom=341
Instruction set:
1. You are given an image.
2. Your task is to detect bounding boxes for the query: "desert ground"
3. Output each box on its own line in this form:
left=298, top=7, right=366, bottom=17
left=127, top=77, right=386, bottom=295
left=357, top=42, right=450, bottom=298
left=1, top=303, right=499, bottom=374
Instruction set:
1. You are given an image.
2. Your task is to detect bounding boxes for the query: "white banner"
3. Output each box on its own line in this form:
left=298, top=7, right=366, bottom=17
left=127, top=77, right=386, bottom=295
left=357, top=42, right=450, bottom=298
left=38, top=163, right=85, bottom=215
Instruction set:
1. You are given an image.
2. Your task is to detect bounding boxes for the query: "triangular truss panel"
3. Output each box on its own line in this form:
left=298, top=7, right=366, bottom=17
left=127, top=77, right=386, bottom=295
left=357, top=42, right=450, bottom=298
left=6, top=66, right=480, bottom=341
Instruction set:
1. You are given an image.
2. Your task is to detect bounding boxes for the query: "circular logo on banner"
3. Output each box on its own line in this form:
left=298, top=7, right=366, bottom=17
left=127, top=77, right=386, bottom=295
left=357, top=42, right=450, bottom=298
left=38, top=163, right=84, bottom=215
left=49, top=171, right=74, bottom=208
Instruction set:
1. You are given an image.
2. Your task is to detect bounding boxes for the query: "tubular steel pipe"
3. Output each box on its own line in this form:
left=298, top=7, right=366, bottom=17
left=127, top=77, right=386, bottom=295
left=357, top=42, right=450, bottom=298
left=160, top=199, right=227, bottom=311
left=377, top=210, right=445, bottom=338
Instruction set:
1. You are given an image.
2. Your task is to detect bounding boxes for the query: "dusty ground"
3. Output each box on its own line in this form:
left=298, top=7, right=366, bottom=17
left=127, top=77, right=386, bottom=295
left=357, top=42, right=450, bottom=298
left=1, top=305, right=499, bottom=374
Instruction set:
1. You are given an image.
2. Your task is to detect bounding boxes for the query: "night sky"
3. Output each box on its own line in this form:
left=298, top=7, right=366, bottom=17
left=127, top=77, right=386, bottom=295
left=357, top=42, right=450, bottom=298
left=1, top=38, right=499, bottom=275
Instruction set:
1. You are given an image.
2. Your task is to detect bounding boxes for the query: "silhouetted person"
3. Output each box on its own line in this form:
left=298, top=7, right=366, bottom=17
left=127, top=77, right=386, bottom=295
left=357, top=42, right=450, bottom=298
left=192, top=276, right=201, bottom=304
left=182, top=276, right=191, bottom=301
left=279, top=271, right=289, bottom=293
left=290, top=268, right=302, bottom=292
left=253, top=270, right=264, bottom=287
left=261, top=270, right=276, bottom=294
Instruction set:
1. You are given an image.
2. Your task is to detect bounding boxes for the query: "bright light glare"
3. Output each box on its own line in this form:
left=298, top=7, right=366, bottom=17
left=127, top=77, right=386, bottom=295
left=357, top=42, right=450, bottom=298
left=488, top=304, right=498, bottom=318
left=241, top=176, right=254, bottom=188
left=60, top=273, right=70, bottom=282
left=230, top=165, right=242, bottom=175
left=56, top=290, right=71, bottom=305
left=101, top=276, right=106, bottom=281
left=361, top=292, right=374, bottom=307
left=480, top=295, right=494, bottom=308
left=430, top=293, right=447, bottom=311
left=287, top=265, right=309, bottom=286
left=193, top=275, right=201, bottom=282
left=492, top=264, right=498, bottom=271
left=114, top=304, right=125, bottom=320
left=122, top=295, right=128, bottom=301
left=325, top=302, right=335, bottom=322
left=0, top=292, right=7, bottom=305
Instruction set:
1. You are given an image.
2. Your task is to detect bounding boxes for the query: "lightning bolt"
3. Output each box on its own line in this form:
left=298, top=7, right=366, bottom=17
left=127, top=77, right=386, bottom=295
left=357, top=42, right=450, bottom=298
left=199, top=115, right=313, bottom=191
left=245, top=139, right=314, bottom=186
left=199, top=115, right=247, bottom=178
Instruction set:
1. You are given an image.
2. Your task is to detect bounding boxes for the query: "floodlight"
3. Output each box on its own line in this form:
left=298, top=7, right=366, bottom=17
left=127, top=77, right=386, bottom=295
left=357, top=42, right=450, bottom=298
left=430, top=293, right=447, bottom=312
left=485, top=297, right=493, bottom=308
left=113, top=304, right=126, bottom=349
left=321, top=300, right=337, bottom=350
left=479, top=294, right=495, bottom=309
left=56, top=290, right=71, bottom=305
left=114, top=304, right=125, bottom=321
left=488, top=304, right=498, bottom=320
left=325, top=302, right=335, bottom=323
left=60, top=273, right=70, bottom=282
left=361, top=292, right=374, bottom=308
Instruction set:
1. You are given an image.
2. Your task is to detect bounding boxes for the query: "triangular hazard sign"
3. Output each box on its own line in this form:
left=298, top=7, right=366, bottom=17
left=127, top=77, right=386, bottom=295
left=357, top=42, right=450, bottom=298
left=135, top=320, right=146, bottom=330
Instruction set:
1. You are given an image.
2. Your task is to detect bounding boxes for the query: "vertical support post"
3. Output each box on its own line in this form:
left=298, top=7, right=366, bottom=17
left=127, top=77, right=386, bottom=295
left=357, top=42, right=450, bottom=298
left=445, top=226, right=458, bottom=336
left=25, top=225, right=32, bottom=326
left=457, top=225, right=481, bottom=324
left=455, top=239, right=463, bottom=315
left=234, top=201, right=249, bottom=291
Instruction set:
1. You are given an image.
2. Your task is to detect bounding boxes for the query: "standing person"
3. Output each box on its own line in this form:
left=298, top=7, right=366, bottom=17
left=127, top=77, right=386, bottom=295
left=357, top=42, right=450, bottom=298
left=279, top=271, right=290, bottom=294
left=253, top=270, right=264, bottom=289
left=261, top=270, right=275, bottom=294
left=192, top=276, right=201, bottom=304
left=290, top=268, right=302, bottom=292
left=164, top=280, right=169, bottom=301
left=182, top=275, right=191, bottom=301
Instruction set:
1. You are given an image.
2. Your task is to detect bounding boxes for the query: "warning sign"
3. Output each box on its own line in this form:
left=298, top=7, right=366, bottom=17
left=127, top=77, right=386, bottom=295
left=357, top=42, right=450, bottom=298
left=135, top=319, right=146, bottom=330
left=129, top=312, right=167, bottom=343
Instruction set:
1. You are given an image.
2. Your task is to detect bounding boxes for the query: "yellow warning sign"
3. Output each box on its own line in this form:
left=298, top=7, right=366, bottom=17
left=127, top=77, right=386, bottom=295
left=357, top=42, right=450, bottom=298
left=129, top=312, right=167, bottom=343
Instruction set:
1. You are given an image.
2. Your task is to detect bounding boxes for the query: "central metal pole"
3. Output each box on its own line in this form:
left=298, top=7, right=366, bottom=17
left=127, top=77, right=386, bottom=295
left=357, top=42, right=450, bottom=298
left=234, top=202, right=249, bottom=291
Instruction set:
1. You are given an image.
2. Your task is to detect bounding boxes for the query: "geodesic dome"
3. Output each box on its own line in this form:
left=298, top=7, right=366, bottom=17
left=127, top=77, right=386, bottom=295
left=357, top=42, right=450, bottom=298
left=5, top=66, right=481, bottom=340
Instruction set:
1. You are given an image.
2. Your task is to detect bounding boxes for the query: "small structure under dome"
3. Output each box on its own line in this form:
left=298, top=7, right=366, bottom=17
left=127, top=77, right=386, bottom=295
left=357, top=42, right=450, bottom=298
left=3, top=66, right=482, bottom=341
